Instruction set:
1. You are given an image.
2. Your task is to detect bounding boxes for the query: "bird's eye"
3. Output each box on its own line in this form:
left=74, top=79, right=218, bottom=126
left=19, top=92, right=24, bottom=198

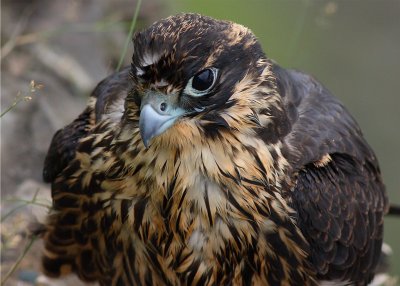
left=193, top=69, right=215, bottom=91
left=184, top=68, right=218, bottom=97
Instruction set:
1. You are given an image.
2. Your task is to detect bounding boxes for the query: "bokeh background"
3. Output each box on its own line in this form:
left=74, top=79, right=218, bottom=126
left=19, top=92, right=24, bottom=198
left=1, top=0, right=399, bottom=285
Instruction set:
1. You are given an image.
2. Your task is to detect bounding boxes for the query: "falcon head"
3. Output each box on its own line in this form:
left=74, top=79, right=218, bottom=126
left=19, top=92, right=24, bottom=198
left=129, top=13, right=283, bottom=148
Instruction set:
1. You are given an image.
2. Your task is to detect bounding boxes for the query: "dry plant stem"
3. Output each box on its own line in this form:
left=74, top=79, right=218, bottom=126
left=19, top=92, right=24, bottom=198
left=4, top=198, right=51, bottom=209
left=116, top=0, right=143, bottom=71
left=0, top=97, right=24, bottom=118
left=1, top=95, right=29, bottom=118
left=0, top=235, right=38, bottom=286
left=1, top=81, right=43, bottom=118
left=0, top=189, right=46, bottom=284
left=1, top=204, right=29, bottom=223
left=4, top=187, right=50, bottom=210
left=1, top=188, right=46, bottom=222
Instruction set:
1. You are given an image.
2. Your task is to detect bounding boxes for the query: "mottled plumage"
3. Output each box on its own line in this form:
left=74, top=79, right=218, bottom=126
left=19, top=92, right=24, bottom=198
left=41, top=14, right=388, bottom=285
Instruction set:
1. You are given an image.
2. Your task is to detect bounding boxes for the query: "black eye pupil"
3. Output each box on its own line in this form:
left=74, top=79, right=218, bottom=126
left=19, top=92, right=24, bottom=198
left=192, top=69, right=214, bottom=91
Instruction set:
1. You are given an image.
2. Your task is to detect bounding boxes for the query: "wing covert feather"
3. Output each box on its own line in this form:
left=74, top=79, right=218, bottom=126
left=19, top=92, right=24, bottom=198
left=290, top=153, right=386, bottom=283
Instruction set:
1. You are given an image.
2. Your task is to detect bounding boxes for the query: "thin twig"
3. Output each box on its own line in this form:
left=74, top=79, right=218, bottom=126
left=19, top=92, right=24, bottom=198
left=1, top=204, right=28, bottom=222
left=1, top=189, right=43, bottom=221
left=31, top=187, right=41, bottom=202
left=0, top=97, right=24, bottom=118
left=116, top=0, right=143, bottom=71
left=1, top=235, right=37, bottom=285
left=1, top=81, right=43, bottom=118
left=4, top=198, right=51, bottom=209
left=0, top=188, right=48, bottom=284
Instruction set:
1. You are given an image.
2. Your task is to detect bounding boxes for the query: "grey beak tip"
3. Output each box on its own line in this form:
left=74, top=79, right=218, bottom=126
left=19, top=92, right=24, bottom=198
left=140, top=128, right=151, bottom=148
left=143, top=139, right=150, bottom=149
left=139, top=104, right=179, bottom=149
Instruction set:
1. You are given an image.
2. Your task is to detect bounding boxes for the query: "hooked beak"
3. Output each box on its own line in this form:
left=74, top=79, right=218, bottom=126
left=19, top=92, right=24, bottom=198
left=139, top=90, right=188, bottom=148
left=139, top=104, right=179, bottom=148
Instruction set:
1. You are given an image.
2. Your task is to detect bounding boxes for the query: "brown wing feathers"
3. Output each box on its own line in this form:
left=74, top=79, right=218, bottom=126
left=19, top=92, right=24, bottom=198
left=290, top=153, right=386, bottom=283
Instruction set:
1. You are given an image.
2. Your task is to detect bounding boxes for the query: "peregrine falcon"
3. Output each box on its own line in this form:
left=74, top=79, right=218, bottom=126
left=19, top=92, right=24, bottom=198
left=41, top=13, right=388, bottom=285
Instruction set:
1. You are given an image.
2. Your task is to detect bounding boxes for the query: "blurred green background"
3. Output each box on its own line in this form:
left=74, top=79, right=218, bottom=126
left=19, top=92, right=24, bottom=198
left=1, top=0, right=399, bottom=284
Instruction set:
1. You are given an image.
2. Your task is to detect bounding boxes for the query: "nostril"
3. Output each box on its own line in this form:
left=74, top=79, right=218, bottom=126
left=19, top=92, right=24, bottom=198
left=160, top=102, right=167, bottom=112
